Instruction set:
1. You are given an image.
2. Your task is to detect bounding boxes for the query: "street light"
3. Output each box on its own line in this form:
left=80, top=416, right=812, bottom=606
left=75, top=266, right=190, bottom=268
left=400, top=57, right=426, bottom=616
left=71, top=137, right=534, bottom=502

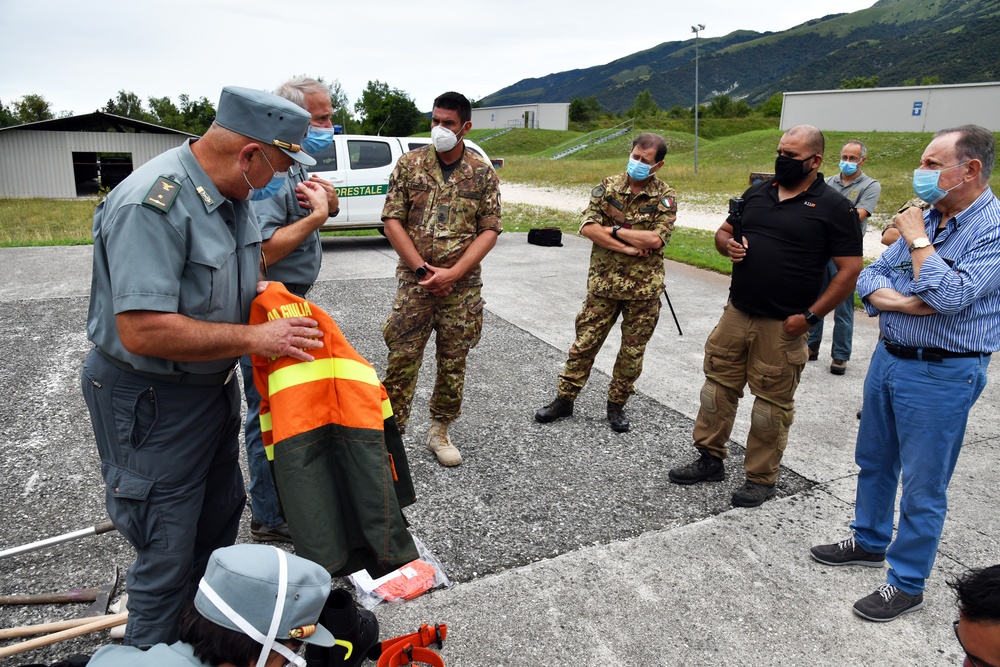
left=692, top=23, right=705, bottom=174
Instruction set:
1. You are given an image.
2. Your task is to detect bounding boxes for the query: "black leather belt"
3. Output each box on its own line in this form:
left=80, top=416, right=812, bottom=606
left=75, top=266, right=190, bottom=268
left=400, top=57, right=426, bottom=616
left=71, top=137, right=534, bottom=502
left=98, top=349, right=237, bottom=386
left=883, top=340, right=990, bottom=362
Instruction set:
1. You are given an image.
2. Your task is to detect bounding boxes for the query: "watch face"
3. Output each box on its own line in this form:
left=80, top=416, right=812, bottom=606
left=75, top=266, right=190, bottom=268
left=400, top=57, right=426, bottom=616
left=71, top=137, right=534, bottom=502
left=415, top=266, right=427, bottom=279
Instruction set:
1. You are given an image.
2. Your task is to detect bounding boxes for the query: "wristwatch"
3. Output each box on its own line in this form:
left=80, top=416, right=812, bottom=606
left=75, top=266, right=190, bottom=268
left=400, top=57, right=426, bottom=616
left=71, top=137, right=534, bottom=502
left=414, top=264, right=428, bottom=279
left=612, top=225, right=622, bottom=240
left=908, top=236, right=931, bottom=252
left=803, top=311, right=820, bottom=326
left=330, top=207, right=340, bottom=218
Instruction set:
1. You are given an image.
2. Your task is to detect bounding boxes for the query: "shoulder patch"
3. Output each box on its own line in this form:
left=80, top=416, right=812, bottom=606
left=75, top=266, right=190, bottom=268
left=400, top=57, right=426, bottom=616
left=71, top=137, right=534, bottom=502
left=592, top=185, right=606, bottom=199
left=661, top=196, right=677, bottom=211
left=142, top=176, right=181, bottom=214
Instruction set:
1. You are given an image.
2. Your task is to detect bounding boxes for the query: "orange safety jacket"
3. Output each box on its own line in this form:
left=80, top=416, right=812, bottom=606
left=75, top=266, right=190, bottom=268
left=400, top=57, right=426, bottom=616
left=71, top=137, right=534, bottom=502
left=250, top=282, right=417, bottom=576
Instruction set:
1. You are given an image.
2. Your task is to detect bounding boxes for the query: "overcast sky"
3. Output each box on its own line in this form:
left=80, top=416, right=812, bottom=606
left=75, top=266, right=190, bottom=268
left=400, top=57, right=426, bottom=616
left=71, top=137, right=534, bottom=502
left=1, top=0, right=878, bottom=118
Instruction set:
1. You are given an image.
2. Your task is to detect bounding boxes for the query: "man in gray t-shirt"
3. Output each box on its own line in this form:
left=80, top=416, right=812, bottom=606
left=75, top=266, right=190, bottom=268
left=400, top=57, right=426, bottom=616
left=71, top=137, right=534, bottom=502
left=808, top=139, right=882, bottom=375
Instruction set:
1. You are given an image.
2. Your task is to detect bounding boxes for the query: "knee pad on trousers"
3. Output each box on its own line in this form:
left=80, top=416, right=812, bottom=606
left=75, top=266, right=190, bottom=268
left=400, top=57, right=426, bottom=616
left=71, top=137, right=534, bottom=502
left=700, top=381, right=739, bottom=415
left=750, top=400, right=792, bottom=452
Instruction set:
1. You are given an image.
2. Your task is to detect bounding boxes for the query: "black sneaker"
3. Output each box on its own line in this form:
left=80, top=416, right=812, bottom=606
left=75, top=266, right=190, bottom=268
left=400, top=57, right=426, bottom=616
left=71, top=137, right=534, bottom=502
left=810, top=536, right=885, bottom=567
left=853, top=583, right=924, bottom=622
left=668, top=450, right=725, bottom=485
left=607, top=401, right=630, bottom=433
left=535, top=397, right=574, bottom=424
left=250, top=517, right=293, bottom=544
left=808, top=342, right=820, bottom=361
left=731, top=480, right=776, bottom=507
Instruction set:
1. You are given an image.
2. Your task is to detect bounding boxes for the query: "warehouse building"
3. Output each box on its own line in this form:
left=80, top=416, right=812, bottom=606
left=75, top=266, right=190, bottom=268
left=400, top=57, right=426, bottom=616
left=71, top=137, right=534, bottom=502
left=472, top=103, right=569, bottom=131
left=0, top=113, right=194, bottom=198
left=780, top=82, right=1000, bottom=133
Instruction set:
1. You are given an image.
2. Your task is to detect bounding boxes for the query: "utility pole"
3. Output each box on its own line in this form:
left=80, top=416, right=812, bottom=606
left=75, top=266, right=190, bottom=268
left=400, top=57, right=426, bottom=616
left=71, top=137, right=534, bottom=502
left=692, top=23, right=705, bottom=174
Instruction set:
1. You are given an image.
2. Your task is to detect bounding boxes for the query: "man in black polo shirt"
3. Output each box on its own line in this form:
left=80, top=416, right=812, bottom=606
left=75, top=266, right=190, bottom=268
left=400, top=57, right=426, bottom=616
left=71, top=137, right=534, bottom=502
left=668, top=124, right=863, bottom=507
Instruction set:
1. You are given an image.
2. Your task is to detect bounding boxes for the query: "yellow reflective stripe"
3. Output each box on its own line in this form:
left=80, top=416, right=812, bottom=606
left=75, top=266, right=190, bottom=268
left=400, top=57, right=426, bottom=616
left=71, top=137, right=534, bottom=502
left=259, top=412, right=272, bottom=433
left=264, top=443, right=274, bottom=461
left=268, top=357, right=379, bottom=397
left=382, top=398, right=394, bottom=420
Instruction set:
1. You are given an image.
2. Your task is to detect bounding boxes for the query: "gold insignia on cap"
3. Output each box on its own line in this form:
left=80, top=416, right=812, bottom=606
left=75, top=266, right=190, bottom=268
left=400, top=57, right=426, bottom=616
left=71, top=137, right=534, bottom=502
left=288, top=625, right=316, bottom=639
left=142, top=176, right=182, bottom=214
left=272, top=139, right=302, bottom=152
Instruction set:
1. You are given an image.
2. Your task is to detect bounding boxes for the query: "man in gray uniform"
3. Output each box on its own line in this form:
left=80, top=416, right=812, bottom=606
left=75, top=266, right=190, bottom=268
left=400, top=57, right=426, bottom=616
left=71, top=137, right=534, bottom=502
left=807, top=139, right=881, bottom=375
left=81, top=86, right=324, bottom=647
left=241, top=76, right=339, bottom=543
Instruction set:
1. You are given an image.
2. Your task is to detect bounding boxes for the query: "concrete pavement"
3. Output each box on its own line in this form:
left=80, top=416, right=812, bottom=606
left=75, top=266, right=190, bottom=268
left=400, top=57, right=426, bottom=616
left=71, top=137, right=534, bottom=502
left=1, top=233, right=997, bottom=665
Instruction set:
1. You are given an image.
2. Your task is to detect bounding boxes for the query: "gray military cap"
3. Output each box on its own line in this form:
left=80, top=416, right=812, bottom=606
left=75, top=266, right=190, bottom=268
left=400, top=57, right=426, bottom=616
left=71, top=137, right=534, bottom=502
left=194, top=544, right=334, bottom=647
left=215, top=86, right=316, bottom=166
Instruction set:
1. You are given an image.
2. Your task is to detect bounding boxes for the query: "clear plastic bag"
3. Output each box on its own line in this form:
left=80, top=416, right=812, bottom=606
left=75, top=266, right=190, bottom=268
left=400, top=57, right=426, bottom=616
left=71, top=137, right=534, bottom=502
left=348, top=534, right=450, bottom=610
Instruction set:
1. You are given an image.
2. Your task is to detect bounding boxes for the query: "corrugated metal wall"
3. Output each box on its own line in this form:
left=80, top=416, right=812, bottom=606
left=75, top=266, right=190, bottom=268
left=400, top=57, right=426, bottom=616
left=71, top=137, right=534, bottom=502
left=780, top=82, right=1000, bottom=133
left=0, top=131, right=189, bottom=198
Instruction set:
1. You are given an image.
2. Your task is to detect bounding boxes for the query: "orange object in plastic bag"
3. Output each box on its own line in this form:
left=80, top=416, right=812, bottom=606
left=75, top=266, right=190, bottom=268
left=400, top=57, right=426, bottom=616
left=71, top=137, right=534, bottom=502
left=374, top=559, right=437, bottom=602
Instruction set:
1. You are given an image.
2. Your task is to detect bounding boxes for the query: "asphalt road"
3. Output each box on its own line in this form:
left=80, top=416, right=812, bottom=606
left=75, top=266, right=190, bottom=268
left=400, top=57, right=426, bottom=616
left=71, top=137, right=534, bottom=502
left=1, top=234, right=997, bottom=665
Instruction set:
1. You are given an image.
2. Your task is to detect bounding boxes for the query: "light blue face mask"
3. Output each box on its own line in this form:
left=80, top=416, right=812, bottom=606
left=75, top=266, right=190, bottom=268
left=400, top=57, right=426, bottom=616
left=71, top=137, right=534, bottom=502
left=301, top=126, right=335, bottom=155
left=839, top=160, right=859, bottom=176
left=246, top=148, right=288, bottom=201
left=627, top=157, right=652, bottom=181
left=249, top=175, right=287, bottom=201
left=912, top=161, right=968, bottom=205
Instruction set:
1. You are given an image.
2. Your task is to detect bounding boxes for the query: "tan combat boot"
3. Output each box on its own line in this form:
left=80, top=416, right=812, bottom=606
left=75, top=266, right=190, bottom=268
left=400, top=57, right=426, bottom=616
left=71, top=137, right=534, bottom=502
left=427, top=419, right=462, bottom=466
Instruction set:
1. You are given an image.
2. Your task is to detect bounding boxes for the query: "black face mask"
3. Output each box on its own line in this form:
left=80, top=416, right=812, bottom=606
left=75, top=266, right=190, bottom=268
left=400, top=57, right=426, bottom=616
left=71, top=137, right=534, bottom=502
left=774, top=154, right=815, bottom=187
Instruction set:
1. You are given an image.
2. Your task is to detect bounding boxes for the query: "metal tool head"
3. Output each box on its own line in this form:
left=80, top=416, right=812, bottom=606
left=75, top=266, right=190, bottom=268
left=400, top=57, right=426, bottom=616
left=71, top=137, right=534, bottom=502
left=83, top=566, right=119, bottom=617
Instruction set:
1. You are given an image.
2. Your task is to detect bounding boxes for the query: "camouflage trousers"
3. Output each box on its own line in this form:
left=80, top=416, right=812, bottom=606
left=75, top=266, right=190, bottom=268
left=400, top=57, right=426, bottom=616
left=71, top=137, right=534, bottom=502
left=692, top=302, right=809, bottom=485
left=557, top=293, right=661, bottom=405
left=382, top=282, right=485, bottom=431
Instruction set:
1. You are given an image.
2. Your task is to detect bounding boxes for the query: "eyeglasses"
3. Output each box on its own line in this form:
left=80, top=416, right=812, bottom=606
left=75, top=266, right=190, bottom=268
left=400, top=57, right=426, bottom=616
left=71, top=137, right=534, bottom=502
left=953, top=619, right=988, bottom=667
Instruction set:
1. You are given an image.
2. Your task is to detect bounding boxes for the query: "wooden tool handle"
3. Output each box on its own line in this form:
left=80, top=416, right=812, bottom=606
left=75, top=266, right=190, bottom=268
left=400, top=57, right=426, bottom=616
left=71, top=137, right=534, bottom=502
left=0, top=613, right=116, bottom=640
left=0, top=611, right=127, bottom=658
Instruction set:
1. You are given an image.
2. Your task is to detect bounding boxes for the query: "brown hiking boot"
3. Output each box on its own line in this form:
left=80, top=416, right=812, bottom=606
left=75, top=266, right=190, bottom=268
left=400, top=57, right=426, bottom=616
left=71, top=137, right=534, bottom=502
left=427, top=419, right=461, bottom=466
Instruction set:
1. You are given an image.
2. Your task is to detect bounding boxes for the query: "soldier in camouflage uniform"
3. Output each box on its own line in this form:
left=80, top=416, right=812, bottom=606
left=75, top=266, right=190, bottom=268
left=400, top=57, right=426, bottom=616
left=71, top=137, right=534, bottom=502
left=381, top=91, right=502, bottom=467
left=535, top=133, right=677, bottom=433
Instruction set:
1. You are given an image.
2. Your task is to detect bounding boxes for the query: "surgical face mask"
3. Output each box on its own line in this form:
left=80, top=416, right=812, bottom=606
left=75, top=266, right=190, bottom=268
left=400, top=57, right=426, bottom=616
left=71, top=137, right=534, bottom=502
left=244, top=148, right=288, bottom=201
left=626, top=157, right=652, bottom=181
left=912, top=162, right=968, bottom=205
left=774, top=154, right=815, bottom=187
left=839, top=160, right=859, bottom=176
left=300, top=126, right=334, bottom=155
left=431, top=124, right=464, bottom=152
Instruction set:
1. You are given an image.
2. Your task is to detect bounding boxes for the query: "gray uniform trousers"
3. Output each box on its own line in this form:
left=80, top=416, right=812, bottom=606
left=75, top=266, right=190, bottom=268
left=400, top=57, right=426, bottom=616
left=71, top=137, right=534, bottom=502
left=81, top=349, right=246, bottom=647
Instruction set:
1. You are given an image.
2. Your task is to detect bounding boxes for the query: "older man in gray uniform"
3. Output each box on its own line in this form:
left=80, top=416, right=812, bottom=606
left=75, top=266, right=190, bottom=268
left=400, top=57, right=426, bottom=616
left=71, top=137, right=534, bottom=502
left=81, top=86, right=323, bottom=647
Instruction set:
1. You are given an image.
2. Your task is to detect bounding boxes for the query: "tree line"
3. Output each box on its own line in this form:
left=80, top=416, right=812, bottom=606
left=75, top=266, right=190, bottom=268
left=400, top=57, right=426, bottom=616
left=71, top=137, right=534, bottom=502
left=569, top=89, right=784, bottom=127
left=0, top=78, right=440, bottom=137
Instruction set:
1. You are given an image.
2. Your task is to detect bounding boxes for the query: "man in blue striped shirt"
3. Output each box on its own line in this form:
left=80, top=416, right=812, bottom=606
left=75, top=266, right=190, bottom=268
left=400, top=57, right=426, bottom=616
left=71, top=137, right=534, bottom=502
left=812, top=125, right=1000, bottom=622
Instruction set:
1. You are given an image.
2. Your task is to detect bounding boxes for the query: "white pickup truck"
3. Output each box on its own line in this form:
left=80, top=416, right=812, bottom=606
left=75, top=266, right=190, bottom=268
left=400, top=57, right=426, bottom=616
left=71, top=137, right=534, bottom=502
left=308, top=134, right=491, bottom=231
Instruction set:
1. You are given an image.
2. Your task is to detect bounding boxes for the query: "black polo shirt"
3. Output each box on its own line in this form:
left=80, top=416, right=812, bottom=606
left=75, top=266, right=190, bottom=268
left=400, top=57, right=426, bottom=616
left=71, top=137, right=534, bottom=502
left=727, top=173, right=862, bottom=320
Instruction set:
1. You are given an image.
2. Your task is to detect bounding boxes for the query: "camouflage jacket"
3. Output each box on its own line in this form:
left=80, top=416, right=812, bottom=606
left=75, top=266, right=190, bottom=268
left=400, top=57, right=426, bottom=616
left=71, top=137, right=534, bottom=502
left=382, top=144, right=502, bottom=287
left=583, top=172, right=677, bottom=300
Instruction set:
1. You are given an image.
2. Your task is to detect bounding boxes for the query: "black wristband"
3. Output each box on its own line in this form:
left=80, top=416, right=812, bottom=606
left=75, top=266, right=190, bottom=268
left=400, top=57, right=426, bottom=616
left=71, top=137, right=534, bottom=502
left=803, top=311, right=820, bottom=326
left=612, top=225, right=622, bottom=240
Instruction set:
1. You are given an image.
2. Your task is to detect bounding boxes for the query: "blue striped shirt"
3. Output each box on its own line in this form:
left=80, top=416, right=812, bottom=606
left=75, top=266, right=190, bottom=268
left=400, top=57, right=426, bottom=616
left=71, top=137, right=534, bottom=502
left=858, top=187, right=1000, bottom=353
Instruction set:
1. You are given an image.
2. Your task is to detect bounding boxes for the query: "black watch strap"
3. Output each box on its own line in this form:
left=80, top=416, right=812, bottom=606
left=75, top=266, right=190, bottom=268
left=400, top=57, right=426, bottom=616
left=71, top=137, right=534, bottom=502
left=612, top=225, right=622, bottom=240
left=803, top=311, right=820, bottom=326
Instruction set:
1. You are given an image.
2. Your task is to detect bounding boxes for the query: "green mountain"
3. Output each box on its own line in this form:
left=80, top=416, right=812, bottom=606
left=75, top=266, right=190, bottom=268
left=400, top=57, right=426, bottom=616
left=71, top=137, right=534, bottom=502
left=480, top=0, right=1000, bottom=112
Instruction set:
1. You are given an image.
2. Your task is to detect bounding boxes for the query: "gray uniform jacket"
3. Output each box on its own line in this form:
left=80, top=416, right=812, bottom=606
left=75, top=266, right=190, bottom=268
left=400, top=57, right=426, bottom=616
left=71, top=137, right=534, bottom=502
left=87, top=139, right=262, bottom=376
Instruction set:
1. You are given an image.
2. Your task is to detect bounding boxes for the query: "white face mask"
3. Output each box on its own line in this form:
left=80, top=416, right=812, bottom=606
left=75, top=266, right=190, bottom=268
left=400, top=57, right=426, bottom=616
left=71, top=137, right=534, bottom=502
left=431, top=124, right=462, bottom=152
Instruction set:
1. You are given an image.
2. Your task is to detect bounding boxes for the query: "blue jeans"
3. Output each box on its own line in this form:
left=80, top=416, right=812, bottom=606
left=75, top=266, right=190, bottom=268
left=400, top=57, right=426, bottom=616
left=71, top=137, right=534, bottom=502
left=851, top=342, right=989, bottom=594
left=807, top=258, right=856, bottom=360
left=240, top=356, right=283, bottom=527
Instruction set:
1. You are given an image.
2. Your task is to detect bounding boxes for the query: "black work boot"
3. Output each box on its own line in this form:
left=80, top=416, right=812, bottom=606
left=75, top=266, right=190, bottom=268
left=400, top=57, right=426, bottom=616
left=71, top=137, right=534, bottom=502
left=535, top=397, right=574, bottom=423
left=607, top=401, right=630, bottom=433
left=304, top=588, right=379, bottom=667
left=668, top=449, right=725, bottom=485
